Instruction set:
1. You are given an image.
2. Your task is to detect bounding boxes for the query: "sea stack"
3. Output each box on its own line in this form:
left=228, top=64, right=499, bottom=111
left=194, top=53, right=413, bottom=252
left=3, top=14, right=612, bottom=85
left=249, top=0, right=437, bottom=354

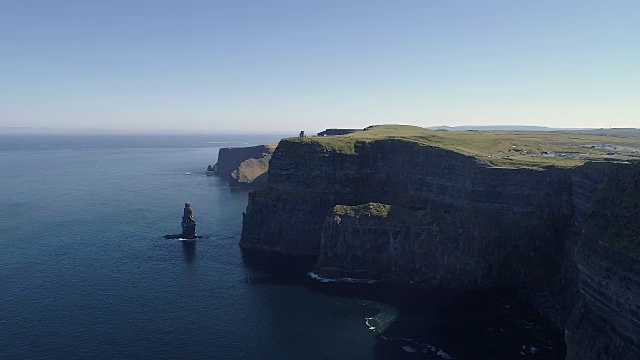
left=164, top=203, right=201, bottom=239
left=181, top=203, right=197, bottom=238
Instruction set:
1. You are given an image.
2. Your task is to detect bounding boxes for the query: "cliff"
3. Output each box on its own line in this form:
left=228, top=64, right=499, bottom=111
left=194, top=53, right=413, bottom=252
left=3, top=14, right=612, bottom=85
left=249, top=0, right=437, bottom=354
left=564, top=164, right=640, bottom=359
left=240, top=125, right=640, bottom=359
left=212, top=144, right=275, bottom=188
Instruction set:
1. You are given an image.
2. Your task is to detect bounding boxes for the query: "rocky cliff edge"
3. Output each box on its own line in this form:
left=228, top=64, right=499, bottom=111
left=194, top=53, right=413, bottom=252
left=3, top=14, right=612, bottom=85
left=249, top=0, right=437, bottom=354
left=240, top=125, right=640, bottom=359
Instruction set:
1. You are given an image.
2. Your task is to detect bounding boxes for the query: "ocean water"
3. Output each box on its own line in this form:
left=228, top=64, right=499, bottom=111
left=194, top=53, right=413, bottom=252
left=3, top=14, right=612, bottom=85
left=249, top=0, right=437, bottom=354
left=0, top=134, right=563, bottom=360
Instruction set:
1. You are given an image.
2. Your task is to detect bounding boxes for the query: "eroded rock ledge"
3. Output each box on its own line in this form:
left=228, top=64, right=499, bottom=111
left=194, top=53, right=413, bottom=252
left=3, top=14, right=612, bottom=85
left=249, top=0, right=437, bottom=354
left=240, top=126, right=640, bottom=360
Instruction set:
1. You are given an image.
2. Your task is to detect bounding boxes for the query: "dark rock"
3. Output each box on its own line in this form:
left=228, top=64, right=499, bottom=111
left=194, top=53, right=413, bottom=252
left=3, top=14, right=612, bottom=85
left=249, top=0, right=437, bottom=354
left=164, top=203, right=201, bottom=239
left=181, top=203, right=197, bottom=238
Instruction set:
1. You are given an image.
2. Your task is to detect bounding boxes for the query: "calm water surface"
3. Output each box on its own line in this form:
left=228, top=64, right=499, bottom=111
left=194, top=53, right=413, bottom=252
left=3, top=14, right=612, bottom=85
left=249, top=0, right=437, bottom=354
left=0, top=135, right=401, bottom=360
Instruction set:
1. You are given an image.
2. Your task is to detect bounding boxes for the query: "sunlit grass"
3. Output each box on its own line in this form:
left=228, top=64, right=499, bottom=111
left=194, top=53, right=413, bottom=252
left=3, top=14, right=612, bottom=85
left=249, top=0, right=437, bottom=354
left=283, top=125, right=640, bottom=169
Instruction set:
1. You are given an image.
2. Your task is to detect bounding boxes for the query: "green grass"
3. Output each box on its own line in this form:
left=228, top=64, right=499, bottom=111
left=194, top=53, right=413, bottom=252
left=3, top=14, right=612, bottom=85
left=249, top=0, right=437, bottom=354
left=284, top=125, right=640, bottom=169
left=331, top=203, right=462, bottom=232
left=232, top=156, right=271, bottom=183
left=333, top=203, right=393, bottom=218
left=287, top=136, right=358, bottom=154
left=228, top=143, right=276, bottom=184
left=332, top=203, right=433, bottom=223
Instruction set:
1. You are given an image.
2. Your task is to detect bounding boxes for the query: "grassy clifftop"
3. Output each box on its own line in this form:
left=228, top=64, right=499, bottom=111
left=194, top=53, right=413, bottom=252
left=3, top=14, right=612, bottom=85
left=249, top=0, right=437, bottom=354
left=332, top=203, right=440, bottom=224
left=285, top=125, right=640, bottom=169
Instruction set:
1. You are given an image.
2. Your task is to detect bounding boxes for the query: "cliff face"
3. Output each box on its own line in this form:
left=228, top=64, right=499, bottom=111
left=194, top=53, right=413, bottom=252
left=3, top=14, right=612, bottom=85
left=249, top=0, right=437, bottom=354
left=242, top=139, right=572, bottom=262
left=564, top=164, right=640, bottom=360
left=213, top=145, right=274, bottom=188
left=240, top=136, right=640, bottom=359
left=318, top=201, right=569, bottom=290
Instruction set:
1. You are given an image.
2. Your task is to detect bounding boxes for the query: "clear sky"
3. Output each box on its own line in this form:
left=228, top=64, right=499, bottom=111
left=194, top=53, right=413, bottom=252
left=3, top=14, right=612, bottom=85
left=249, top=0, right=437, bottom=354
left=1, top=0, right=638, bottom=132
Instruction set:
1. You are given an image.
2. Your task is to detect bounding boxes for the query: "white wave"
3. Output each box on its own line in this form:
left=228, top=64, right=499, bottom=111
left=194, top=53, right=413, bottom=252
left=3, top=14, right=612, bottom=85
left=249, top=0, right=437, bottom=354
left=307, top=272, right=378, bottom=284
left=365, top=317, right=376, bottom=330
left=361, top=302, right=399, bottom=334
left=397, top=337, right=453, bottom=359
left=402, top=346, right=417, bottom=353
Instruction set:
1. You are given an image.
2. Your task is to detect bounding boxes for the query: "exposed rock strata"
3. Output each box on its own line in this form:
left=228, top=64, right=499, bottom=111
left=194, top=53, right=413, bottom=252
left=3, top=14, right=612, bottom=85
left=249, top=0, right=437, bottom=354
left=211, top=144, right=274, bottom=188
left=164, top=203, right=201, bottom=239
left=317, top=202, right=568, bottom=290
left=240, top=136, right=640, bottom=359
left=564, top=164, right=640, bottom=360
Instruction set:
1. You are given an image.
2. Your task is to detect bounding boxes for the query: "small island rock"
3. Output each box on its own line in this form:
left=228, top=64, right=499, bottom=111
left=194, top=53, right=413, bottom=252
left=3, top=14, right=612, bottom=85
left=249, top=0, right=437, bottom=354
left=181, top=203, right=197, bottom=238
left=164, top=203, right=201, bottom=239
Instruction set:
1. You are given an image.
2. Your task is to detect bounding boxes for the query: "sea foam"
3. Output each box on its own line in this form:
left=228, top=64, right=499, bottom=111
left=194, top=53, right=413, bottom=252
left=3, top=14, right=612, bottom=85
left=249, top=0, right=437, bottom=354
left=307, top=272, right=378, bottom=284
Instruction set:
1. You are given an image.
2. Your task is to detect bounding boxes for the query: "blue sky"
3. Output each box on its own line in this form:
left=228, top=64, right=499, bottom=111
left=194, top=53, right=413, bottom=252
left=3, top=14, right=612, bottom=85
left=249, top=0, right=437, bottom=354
left=1, top=0, right=638, bottom=132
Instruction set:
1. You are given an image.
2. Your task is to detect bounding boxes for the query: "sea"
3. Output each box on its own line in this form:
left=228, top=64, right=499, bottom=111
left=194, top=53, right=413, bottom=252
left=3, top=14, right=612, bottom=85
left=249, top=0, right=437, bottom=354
left=0, top=134, right=564, bottom=360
